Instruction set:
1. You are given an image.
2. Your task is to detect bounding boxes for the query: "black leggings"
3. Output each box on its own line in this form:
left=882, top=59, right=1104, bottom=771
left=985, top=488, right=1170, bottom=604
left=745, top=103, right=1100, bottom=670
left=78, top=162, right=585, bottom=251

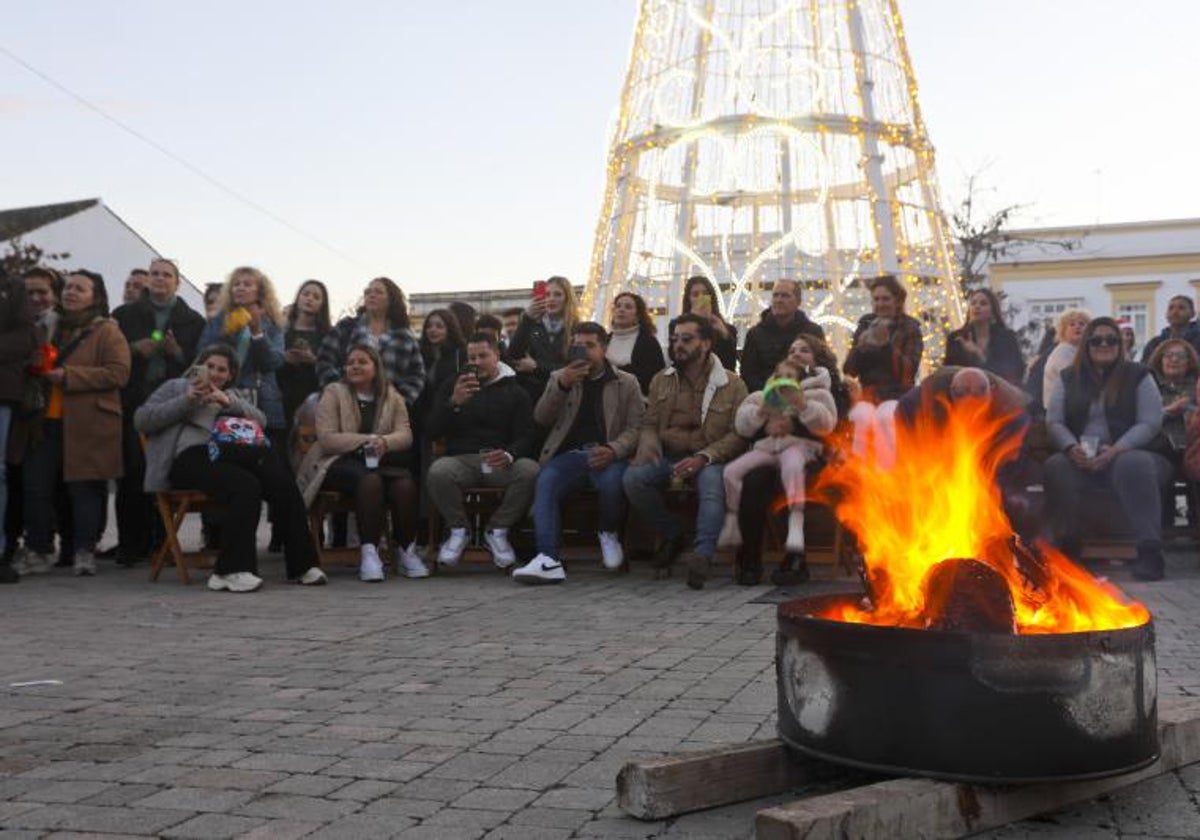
left=321, top=455, right=416, bottom=548
left=169, top=445, right=318, bottom=578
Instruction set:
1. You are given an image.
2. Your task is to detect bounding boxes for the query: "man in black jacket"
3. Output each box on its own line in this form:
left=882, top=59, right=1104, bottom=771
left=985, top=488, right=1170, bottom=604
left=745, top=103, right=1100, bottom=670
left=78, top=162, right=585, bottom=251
left=112, top=258, right=205, bottom=564
left=426, top=332, right=539, bottom=569
left=739, top=279, right=826, bottom=393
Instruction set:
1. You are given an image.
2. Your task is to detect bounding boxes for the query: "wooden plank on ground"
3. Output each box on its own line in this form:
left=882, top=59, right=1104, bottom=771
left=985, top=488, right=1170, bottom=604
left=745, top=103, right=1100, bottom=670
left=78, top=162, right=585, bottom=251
left=755, top=696, right=1200, bottom=840
left=617, top=738, right=838, bottom=821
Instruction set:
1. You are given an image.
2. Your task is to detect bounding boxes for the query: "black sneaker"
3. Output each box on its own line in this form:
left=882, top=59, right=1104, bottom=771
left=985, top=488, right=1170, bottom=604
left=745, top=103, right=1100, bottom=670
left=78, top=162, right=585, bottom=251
left=771, top=552, right=810, bottom=587
left=1131, top=544, right=1165, bottom=582
left=652, top=533, right=685, bottom=579
left=0, top=563, right=18, bottom=584
left=685, top=553, right=710, bottom=590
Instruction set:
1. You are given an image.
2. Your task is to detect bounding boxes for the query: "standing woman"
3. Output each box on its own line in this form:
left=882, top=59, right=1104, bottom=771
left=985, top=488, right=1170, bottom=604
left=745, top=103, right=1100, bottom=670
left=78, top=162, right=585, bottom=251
left=417, top=308, right=467, bottom=407
left=1040, top=308, right=1091, bottom=410
left=508, top=275, right=579, bottom=403
left=607, top=291, right=665, bottom=395
left=278, top=280, right=331, bottom=437
left=136, top=345, right=324, bottom=591
left=316, top=277, right=425, bottom=408
left=681, top=276, right=738, bottom=372
left=297, top=344, right=425, bottom=581
left=27, top=270, right=130, bottom=576
left=944, top=288, right=1024, bottom=385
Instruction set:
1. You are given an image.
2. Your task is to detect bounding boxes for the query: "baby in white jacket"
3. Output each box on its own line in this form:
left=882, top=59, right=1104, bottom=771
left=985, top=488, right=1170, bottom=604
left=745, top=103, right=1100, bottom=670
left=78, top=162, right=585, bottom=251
left=718, top=358, right=838, bottom=554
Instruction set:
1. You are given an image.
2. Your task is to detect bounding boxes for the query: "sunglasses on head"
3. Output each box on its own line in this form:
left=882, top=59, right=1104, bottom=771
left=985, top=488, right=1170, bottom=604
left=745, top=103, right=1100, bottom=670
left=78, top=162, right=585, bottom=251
left=1088, top=335, right=1121, bottom=347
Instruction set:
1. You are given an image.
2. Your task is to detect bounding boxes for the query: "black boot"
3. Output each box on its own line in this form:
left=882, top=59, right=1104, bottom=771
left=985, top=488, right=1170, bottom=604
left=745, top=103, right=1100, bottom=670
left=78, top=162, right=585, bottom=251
left=0, top=560, right=18, bottom=584
left=685, top=553, right=711, bottom=590
left=734, top=547, right=762, bottom=585
left=651, top=532, right=685, bottom=579
left=771, top=551, right=810, bottom=587
left=1131, top=542, right=1165, bottom=582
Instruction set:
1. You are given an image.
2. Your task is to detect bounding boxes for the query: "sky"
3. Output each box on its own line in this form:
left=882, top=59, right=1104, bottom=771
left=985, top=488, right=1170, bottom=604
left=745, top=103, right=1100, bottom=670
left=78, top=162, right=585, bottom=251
left=3, top=1, right=1198, bottom=314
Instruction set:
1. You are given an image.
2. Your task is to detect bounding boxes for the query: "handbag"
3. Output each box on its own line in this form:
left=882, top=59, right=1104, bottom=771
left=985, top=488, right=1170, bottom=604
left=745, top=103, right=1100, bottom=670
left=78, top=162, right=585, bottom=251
left=208, top=415, right=271, bottom=465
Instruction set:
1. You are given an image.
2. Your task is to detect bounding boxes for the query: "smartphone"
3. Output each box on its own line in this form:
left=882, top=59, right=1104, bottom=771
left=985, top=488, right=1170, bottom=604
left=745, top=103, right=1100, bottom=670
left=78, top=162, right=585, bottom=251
left=533, top=280, right=548, bottom=300
left=463, top=363, right=480, bottom=380
left=569, top=344, right=588, bottom=363
left=695, top=293, right=712, bottom=313
left=187, top=365, right=210, bottom=385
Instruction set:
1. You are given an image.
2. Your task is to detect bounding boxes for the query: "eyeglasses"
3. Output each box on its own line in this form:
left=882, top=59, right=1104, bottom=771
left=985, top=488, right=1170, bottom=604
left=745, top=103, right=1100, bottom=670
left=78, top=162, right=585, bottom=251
left=1088, top=336, right=1121, bottom=348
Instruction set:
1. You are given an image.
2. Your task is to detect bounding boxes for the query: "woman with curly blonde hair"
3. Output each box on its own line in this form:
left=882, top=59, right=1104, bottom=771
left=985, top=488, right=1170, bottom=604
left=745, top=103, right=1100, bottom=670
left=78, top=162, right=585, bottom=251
left=199, top=266, right=288, bottom=435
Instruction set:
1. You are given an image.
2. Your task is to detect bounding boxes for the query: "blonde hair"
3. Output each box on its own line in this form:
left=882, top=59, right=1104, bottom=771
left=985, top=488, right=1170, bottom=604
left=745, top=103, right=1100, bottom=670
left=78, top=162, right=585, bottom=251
left=546, top=276, right=580, bottom=355
left=215, top=266, right=283, bottom=326
left=1056, top=308, right=1091, bottom=343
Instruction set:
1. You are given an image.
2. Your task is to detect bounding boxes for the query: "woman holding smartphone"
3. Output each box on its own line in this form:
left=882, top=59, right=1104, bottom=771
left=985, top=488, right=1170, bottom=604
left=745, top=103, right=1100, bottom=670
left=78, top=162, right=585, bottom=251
left=137, top=344, right=324, bottom=591
left=296, top=344, right=423, bottom=582
left=508, top=275, right=579, bottom=402
left=681, top=276, right=738, bottom=371
left=278, top=280, right=331, bottom=438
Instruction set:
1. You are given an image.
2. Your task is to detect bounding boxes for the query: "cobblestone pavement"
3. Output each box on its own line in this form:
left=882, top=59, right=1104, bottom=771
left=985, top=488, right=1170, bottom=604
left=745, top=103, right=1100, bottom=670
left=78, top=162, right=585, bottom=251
left=1, top=536, right=1199, bottom=839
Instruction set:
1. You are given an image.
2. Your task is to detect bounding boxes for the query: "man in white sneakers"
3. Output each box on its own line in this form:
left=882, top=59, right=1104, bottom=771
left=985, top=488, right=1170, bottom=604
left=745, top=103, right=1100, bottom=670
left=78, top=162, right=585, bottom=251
left=512, top=322, right=644, bottom=584
left=425, top=332, right=538, bottom=568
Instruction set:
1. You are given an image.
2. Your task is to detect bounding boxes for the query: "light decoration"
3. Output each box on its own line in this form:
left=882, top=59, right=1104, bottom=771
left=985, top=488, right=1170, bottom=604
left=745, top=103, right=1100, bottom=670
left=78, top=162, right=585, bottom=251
left=583, top=0, right=964, bottom=364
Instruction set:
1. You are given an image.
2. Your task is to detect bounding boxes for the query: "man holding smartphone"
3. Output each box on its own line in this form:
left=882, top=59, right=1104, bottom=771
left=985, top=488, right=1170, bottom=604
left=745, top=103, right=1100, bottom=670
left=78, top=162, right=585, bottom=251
left=511, top=322, right=643, bottom=584
left=425, top=332, right=539, bottom=568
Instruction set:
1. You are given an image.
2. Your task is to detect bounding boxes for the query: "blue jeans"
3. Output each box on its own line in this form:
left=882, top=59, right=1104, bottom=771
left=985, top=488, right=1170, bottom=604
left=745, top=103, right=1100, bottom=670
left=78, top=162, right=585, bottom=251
left=533, top=450, right=627, bottom=559
left=622, top=457, right=725, bottom=557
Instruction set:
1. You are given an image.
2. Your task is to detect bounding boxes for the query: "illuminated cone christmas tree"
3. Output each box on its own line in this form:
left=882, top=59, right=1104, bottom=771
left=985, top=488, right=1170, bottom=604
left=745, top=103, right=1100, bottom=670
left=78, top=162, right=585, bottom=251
left=584, top=0, right=962, bottom=362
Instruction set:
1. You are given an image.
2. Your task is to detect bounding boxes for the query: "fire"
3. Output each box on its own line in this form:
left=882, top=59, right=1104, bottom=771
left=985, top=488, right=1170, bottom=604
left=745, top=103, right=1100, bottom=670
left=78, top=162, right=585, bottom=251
left=812, top=394, right=1150, bottom=634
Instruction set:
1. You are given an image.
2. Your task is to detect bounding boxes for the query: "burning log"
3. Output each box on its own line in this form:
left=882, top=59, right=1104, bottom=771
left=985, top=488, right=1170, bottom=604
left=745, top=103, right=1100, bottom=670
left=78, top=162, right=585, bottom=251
left=923, top=558, right=1015, bottom=634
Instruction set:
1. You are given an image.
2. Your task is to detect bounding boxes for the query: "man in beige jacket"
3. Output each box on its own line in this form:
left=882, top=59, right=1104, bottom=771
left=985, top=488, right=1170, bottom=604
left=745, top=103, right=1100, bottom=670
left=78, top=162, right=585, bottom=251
left=623, top=313, right=748, bottom=590
left=512, top=322, right=644, bottom=584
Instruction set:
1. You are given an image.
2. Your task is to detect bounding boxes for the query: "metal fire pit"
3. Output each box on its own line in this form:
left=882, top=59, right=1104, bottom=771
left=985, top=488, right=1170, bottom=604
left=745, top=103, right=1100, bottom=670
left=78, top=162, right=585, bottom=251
left=777, top=594, right=1158, bottom=783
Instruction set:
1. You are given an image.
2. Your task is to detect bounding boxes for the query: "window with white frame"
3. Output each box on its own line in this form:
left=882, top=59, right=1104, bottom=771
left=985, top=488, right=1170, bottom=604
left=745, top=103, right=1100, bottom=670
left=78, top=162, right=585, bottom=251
left=1115, top=302, right=1150, bottom=347
left=1028, top=298, right=1085, bottom=325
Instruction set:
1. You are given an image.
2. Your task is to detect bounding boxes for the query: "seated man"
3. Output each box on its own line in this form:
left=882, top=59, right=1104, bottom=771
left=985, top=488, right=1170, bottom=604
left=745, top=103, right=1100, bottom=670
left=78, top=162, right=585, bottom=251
left=623, top=314, right=748, bottom=590
left=511, top=322, right=644, bottom=584
left=425, top=332, right=539, bottom=568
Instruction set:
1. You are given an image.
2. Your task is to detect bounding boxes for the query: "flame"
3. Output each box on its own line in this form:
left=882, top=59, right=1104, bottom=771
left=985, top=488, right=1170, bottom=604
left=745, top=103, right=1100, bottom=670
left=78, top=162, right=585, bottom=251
left=813, top=394, right=1149, bottom=634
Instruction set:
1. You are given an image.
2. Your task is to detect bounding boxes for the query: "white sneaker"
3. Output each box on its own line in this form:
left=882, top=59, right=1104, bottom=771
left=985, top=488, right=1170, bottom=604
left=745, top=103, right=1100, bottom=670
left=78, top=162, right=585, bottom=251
left=72, top=550, right=96, bottom=577
left=512, top=553, right=566, bottom=585
left=298, top=567, right=328, bottom=586
left=359, top=544, right=385, bottom=582
left=438, top=528, right=469, bottom=567
left=484, top=528, right=516, bottom=569
left=717, top=511, right=742, bottom=548
left=207, top=571, right=263, bottom=593
left=397, top=542, right=431, bottom=579
left=598, top=532, right=624, bottom=570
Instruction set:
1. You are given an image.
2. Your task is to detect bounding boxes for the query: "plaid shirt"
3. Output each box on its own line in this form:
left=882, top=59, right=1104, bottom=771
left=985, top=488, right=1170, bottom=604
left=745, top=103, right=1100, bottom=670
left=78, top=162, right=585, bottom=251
left=316, top=315, right=426, bottom=405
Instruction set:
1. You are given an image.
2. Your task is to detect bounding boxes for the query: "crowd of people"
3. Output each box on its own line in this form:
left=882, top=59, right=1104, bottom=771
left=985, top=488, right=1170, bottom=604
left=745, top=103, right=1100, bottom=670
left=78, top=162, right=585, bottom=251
left=0, top=261, right=1192, bottom=591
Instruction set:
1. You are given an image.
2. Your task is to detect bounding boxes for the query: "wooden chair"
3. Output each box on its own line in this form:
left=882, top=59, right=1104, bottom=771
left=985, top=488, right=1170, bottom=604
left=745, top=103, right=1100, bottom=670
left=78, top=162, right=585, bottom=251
left=308, top=490, right=368, bottom=568
left=150, top=490, right=219, bottom=583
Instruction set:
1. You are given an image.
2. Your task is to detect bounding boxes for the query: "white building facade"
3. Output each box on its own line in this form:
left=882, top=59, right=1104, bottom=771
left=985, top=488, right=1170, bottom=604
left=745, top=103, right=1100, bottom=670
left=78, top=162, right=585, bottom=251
left=987, top=217, right=1200, bottom=354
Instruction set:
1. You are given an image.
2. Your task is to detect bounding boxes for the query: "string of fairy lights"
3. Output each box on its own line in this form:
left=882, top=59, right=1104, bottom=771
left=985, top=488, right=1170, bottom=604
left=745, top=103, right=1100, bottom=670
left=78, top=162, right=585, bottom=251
left=583, top=0, right=963, bottom=367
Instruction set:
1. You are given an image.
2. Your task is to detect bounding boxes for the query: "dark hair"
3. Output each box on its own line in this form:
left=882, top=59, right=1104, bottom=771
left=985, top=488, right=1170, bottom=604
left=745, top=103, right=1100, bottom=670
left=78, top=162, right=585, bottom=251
left=204, top=282, right=223, bottom=301
left=466, top=330, right=499, bottom=350
left=287, top=280, right=332, bottom=334
left=447, top=301, right=477, bottom=338
left=420, top=307, right=467, bottom=357
left=1071, top=317, right=1134, bottom=408
left=501, top=307, right=524, bottom=319
left=358, top=277, right=410, bottom=329
left=966, top=288, right=1007, bottom=330
left=195, top=344, right=240, bottom=385
left=670, top=312, right=714, bottom=342
left=1169, top=294, right=1195, bottom=316
left=1148, top=338, right=1200, bottom=378
left=571, top=321, right=609, bottom=345
left=22, top=266, right=62, bottom=295
left=681, top=276, right=724, bottom=318
left=130, top=268, right=149, bottom=278
left=475, top=313, right=503, bottom=334
left=343, top=343, right=391, bottom=403
left=69, top=269, right=109, bottom=317
left=613, top=291, right=656, bottom=336
left=868, top=274, right=907, bottom=308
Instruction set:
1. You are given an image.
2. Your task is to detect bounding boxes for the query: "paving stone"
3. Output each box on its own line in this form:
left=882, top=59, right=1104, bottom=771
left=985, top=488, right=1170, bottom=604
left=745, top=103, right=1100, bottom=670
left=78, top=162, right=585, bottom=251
left=452, top=786, right=540, bottom=811
left=424, top=753, right=516, bottom=781
left=175, top=768, right=287, bottom=790
left=134, top=787, right=256, bottom=813
left=327, top=778, right=399, bottom=801
left=303, top=813, right=416, bottom=839
left=261, top=774, right=348, bottom=797
left=15, top=780, right=113, bottom=804
left=420, top=806, right=509, bottom=830
left=236, top=793, right=360, bottom=822
left=4, top=804, right=193, bottom=834
left=532, top=786, right=615, bottom=811
left=161, top=812, right=267, bottom=839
